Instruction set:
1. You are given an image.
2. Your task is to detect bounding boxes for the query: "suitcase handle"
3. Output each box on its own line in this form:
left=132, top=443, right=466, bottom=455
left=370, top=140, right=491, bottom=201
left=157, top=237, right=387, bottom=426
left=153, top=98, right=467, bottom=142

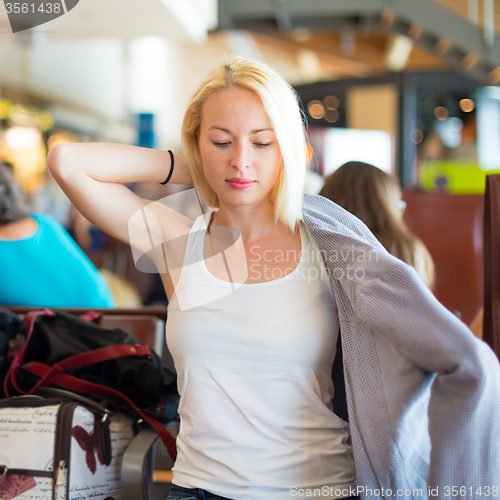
left=35, top=387, right=111, bottom=418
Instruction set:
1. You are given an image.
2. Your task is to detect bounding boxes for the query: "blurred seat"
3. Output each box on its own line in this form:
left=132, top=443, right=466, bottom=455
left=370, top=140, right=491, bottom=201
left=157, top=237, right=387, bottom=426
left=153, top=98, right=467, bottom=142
left=403, top=190, right=484, bottom=324
left=100, top=315, right=163, bottom=357
left=3, top=306, right=167, bottom=357
left=482, top=175, right=500, bottom=357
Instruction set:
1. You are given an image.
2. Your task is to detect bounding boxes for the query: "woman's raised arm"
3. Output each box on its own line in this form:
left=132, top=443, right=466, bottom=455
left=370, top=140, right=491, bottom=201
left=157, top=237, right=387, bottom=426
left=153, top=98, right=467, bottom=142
left=47, top=143, right=194, bottom=252
left=48, top=143, right=192, bottom=185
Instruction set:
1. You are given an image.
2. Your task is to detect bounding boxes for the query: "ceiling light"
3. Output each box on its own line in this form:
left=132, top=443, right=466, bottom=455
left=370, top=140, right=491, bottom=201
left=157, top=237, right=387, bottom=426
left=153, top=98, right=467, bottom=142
left=5, top=127, right=42, bottom=150
left=384, top=35, right=414, bottom=72
left=459, top=99, right=475, bottom=112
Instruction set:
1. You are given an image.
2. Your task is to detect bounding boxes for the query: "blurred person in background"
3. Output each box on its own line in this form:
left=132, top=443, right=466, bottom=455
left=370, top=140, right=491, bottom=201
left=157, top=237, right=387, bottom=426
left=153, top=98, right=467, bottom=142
left=0, top=164, right=115, bottom=308
left=29, top=167, right=73, bottom=226
left=320, top=161, right=435, bottom=289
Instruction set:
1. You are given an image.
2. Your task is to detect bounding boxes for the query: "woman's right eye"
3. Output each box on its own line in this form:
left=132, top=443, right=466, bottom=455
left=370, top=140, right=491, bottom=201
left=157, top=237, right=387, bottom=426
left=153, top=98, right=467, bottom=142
left=213, top=142, right=230, bottom=147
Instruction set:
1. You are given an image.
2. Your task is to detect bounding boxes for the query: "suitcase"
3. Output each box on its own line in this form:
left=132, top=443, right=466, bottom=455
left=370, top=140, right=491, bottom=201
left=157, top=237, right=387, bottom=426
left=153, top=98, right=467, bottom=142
left=0, top=393, right=135, bottom=500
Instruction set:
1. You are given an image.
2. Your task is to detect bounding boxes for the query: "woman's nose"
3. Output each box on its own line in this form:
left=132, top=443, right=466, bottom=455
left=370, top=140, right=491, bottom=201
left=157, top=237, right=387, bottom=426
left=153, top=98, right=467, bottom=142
left=231, top=143, right=249, bottom=169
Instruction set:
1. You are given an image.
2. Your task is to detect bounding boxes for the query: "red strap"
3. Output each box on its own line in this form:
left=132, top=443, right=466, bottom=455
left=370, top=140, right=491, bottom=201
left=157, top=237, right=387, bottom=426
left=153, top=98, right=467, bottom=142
left=19, top=345, right=151, bottom=394
left=80, top=311, right=104, bottom=324
left=22, top=362, right=177, bottom=460
left=4, top=309, right=54, bottom=398
left=53, top=345, right=151, bottom=372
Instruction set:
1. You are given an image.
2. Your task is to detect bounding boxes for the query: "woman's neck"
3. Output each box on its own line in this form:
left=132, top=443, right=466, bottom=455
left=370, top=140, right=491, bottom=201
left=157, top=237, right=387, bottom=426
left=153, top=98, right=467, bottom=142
left=0, top=217, right=38, bottom=239
left=210, top=202, right=286, bottom=243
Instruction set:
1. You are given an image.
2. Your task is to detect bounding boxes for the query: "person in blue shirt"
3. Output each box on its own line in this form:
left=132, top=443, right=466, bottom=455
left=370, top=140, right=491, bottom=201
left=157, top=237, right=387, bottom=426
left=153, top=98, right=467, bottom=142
left=0, top=164, right=115, bottom=308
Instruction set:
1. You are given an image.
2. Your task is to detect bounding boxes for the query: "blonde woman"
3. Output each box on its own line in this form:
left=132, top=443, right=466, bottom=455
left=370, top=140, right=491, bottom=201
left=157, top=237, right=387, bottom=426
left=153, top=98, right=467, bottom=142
left=319, top=161, right=435, bottom=289
left=48, top=57, right=499, bottom=500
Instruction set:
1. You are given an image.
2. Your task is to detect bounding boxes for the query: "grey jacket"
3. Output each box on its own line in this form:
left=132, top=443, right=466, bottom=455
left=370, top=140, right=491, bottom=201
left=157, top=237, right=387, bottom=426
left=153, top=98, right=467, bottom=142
left=301, top=192, right=500, bottom=500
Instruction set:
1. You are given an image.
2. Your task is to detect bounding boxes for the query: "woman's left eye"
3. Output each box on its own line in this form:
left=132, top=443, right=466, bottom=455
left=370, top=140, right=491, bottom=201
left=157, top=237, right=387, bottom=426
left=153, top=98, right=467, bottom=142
left=255, top=143, right=271, bottom=148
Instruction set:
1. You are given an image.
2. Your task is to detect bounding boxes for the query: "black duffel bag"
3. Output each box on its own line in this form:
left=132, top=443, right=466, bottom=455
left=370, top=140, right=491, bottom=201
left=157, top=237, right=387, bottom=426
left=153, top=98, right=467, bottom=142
left=3, top=308, right=178, bottom=459
left=0, top=308, right=23, bottom=398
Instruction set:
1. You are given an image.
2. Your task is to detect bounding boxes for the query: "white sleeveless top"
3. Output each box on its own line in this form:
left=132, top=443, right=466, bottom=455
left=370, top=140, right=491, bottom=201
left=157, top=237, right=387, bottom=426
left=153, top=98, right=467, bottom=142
left=166, top=213, right=356, bottom=500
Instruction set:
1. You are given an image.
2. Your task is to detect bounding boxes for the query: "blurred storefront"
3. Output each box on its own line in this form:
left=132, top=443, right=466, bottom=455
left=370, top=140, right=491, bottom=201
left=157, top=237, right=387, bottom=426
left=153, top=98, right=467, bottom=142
left=0, top=88, right=54, bottom=193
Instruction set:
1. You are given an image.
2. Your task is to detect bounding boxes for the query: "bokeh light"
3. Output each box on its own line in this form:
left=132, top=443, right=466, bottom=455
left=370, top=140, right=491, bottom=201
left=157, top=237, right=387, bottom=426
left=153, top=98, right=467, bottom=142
left=434, top=106, right=449, bottom=121
left=324, top=95, right=339, bottom=110
left=410, top=129, right=424, bottom=144
left=308, top=100, right=325, bottom=119
left=459, top=98, right=475, bottom=113
left=325, top=109, right=339, bottom=123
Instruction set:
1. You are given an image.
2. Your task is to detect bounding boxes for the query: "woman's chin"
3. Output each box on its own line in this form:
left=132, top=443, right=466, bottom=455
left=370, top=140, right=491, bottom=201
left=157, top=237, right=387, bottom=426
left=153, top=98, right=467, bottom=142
left=217, top=191, right=273, bottom=211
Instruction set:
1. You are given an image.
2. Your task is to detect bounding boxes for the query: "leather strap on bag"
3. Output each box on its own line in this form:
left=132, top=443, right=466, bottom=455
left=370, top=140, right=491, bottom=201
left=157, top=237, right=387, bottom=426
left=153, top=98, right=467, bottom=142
left=21, top=361, right=177, bottom=460
left=80, top=311, right=105, bottom=324
left=23, top=344, right=151, bottom=395
left=3, top=309, right=54, bottom=397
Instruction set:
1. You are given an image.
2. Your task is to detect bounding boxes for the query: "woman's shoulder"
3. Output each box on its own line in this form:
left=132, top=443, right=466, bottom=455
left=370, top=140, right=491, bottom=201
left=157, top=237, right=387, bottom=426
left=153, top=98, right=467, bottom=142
left=302, top=193, right=401, bottom=283
left=302, top=193, right=382, bottom=246
left=30, top=212, right=58, bottom=226
left=0, top=214, right=54, bottom=241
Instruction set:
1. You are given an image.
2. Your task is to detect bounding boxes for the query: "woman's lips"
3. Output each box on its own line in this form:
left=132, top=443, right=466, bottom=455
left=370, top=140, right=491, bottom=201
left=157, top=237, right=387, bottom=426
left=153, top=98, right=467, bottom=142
left=225, top=178, right=256, bottom=190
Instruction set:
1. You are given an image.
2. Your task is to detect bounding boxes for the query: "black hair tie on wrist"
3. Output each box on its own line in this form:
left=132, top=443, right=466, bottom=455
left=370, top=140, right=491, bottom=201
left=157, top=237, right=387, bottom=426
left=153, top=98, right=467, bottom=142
left=160, top=150, right=174, bottom=185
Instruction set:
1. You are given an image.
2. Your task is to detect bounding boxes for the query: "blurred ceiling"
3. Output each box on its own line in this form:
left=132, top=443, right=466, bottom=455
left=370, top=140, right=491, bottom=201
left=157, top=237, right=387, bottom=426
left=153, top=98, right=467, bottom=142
left=0, top=0, right=497, bottom=85
left=219, top=0, right=500, bottom=84
left=432, top=0, right=500, bottom=32
left=251, top=31, right=447, bottom=80
left=0, top=0, right=217, bottom=42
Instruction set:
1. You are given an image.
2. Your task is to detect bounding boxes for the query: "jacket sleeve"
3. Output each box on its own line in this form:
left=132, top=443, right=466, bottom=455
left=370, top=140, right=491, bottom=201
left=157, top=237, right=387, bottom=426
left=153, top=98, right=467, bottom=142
left=357, top=260, right=500, bottom=494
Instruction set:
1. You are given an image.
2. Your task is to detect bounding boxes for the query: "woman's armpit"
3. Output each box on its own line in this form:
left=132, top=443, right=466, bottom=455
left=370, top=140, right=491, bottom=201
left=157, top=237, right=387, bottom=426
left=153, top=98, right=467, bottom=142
left=128, top=200, right=194, bottom=286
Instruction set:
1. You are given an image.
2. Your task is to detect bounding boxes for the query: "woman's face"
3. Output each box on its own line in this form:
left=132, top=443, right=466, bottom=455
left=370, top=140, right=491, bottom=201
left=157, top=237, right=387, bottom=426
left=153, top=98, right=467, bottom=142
left=198, top=86, right=282, bottom=211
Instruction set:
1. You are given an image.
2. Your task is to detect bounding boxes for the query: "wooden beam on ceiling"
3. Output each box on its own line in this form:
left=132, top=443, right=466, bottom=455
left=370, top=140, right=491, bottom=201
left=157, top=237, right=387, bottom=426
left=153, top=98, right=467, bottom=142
left=252, top=32, right=375, bottom=78
left=218, top=0, right=500, bottom=83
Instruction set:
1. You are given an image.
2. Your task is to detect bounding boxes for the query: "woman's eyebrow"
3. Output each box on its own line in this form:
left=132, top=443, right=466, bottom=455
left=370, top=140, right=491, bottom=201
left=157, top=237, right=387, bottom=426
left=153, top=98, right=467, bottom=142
left=250, top=128, right=274, bottom=134
left=208, top=126, right=274, bottom=134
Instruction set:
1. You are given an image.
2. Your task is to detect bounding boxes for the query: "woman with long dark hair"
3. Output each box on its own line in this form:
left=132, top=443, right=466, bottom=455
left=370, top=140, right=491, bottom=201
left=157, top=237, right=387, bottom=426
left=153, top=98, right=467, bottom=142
left=320, top=161, right=435, bottom=289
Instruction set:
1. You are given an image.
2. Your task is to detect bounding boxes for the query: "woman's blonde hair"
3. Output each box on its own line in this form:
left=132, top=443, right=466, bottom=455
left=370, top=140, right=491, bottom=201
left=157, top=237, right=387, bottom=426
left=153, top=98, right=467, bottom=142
left=181, top=56, right=308, bottom=230
left=320, top=161, right=435, bottom=289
